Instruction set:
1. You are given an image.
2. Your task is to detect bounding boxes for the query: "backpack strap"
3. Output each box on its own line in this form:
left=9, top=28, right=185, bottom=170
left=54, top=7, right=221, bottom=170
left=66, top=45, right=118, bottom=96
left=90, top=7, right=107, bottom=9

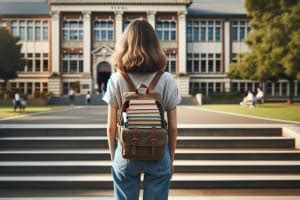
left=147, top=70, right=164, bottom=93
left=120, top=70, right=164, bottom=93
left=120, top=70, right=136, bottom=92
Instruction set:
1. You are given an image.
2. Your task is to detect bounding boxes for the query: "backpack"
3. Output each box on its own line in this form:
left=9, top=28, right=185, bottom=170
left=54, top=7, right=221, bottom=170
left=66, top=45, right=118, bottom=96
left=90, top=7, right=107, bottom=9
left=117, top=70, right=168, bottom=160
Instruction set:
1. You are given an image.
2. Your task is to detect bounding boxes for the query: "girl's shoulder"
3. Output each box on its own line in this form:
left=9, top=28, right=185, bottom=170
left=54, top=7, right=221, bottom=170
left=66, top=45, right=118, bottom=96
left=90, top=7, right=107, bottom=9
left=110, top=71, right=174, bottom=82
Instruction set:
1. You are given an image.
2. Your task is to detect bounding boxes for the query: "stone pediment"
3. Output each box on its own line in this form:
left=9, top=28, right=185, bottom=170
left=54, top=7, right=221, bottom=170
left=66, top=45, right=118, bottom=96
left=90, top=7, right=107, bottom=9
left=92, top=45, right=114, bottom=55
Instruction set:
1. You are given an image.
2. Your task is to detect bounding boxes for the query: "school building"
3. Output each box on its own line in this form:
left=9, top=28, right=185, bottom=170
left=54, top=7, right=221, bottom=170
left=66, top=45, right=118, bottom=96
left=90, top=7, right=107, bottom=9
left=0, top=0, right=299, bottom=98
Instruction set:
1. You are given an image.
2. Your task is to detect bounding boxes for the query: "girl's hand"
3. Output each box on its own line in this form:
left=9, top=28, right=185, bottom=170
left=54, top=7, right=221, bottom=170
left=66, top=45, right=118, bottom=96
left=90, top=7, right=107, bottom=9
left=170, top=160, right=174, bottom=178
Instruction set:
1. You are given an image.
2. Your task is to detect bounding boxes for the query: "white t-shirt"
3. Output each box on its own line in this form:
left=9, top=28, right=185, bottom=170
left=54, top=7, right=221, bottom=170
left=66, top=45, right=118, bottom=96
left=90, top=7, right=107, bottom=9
left=246, top=92, right=254, bottom=101
left=102, top=71, right=182, bottom=111
left=256, top=91, right=264, bottom=99
left=14, top=93, right=20, bottom=101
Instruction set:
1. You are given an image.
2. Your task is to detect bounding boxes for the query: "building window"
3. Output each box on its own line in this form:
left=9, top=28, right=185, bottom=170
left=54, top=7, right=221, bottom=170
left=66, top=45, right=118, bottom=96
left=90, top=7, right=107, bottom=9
left=208, top=54, right=214, bottom=72
left=187, top=53, right=222, bottom=73
left=35, top=82, right=41, bottom=94
left=123, top=18, right=131, bottom=30
left=94, top=20, right=113, bottom=41
left=35, top=53, right=41, bottom=72
left=42, top=21, right=48, bottom=40
left=27, top=53, right=33, bottom=72
left=27, top=21, right=33, bottom=40
left=27, top=82, right=33, bottom=95
left=156, top=20, right=176, bottom=41
left=200, top=54, right=206, bottom=72
left=19, top=20, right=26, bottom=40
left=11, top=82, right=17, bottom=92
left=187, top=20, right=222, bottom=42
left=63, top=20, right=83, bottom=41
left=282, top=82, right=287, bottom=96
left=62, top=53, right=83, bottom=73
left=231, top=20, right=250, bottom=42
left=42, top=82, right=48, bottom=93
left=165, top=53, right=176, bottom=73
left=63, top=82, right=79, bottom=95
left=35, top=21, right=41, bottom=40
left=19, top=82, right=25, bottom=94
left=215, top=54, right=221, bottom=72
left=12, top=21, right=18, bottom=37
left=43, top=53, right=48, bottom=72
left=207, top=21, right=214, bottom=41
left=187, top=53, right=200, bottom=73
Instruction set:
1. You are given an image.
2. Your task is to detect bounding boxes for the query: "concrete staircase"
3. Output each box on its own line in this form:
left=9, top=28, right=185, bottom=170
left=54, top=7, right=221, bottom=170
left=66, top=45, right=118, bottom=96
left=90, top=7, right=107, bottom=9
left=0, top=126, right=300, bottom=191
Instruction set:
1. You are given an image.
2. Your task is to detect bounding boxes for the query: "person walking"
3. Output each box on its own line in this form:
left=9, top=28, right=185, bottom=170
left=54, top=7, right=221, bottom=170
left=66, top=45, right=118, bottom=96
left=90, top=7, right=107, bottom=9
left=68, top=88, right=75, bottom=108
left=102, top=19, right=181, bottom=200
left=13, top=90, right=21, bottom=112
left=85, top=91, right=91, bottom=106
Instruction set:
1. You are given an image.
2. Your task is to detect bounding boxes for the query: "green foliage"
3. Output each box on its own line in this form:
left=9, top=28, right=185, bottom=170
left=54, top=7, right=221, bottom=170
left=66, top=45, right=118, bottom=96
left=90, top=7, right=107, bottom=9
left=229, top=0, right=300, bottom=82
left=209, top=92, right=242, bottom=99
left=0, top=28, right=24, bottom=83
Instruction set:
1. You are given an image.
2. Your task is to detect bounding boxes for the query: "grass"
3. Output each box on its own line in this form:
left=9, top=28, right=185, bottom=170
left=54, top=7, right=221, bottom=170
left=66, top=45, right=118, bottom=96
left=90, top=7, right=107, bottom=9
left=202, top=103, right=300, bottom=122
left=0, top=105, right=66, bottom=119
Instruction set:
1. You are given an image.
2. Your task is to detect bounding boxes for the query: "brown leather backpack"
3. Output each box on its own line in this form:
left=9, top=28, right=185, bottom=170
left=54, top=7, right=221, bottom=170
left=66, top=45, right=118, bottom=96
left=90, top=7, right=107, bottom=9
left=117, top=70, right=168, bottom=160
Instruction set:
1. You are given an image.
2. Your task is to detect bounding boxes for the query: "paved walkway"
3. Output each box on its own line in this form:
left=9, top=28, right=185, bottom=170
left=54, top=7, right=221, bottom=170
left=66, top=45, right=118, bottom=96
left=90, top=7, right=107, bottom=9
left=0, top=105, right=293, bottom=124
left=0, top=189, right=300, bottom=199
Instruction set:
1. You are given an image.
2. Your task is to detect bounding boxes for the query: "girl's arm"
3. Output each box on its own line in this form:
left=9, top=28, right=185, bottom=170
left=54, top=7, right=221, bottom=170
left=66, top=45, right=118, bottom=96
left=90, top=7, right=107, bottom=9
left=107, top=105, right=118, bottom=160
left=167, top=107, right=177, bottom=177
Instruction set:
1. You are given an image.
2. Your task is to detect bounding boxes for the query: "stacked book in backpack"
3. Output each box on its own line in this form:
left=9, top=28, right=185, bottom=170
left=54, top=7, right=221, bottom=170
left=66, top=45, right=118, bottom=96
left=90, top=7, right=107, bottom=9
left=123, top=99, right=162, bottom=129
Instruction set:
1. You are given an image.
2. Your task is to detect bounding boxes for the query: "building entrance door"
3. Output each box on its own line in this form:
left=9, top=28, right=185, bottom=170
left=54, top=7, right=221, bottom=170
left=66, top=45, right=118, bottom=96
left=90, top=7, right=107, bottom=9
left=97, top=62, right=111, bottom=93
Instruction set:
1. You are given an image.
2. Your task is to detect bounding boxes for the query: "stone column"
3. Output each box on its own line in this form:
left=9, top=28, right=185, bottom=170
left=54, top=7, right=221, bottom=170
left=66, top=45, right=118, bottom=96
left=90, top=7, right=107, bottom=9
left=147, top=11, right=156, bottom=29
left=83, top=11, right=91, bottom=73
left=178, top=11, right=187, bottom=74
left=224, top=20, right=231, bottom=73
left=49, top=11, right=62, bottom=96
left=50, top=11, right=60, bottom=73
left=224, top=78, right=231, bottom=92
left=115, top=11, right=123, bottom=43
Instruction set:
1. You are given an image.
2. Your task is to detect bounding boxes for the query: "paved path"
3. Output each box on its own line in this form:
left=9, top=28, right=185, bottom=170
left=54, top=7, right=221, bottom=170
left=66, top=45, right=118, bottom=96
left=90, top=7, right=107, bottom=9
left=0, top=189, right=300, bottom=199
left=0, top=105, right=294, bottom=124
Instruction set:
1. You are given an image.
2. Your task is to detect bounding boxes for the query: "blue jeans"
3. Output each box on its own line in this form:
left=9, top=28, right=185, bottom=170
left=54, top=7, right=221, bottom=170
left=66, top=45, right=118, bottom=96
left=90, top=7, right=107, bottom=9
left=112, top=142, right=171, bottom=200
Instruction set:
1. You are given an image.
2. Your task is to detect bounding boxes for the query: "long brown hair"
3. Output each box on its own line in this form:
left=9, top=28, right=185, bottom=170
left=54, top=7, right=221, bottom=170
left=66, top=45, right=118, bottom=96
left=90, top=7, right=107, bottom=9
left=111, top=18, right=166, bottom=72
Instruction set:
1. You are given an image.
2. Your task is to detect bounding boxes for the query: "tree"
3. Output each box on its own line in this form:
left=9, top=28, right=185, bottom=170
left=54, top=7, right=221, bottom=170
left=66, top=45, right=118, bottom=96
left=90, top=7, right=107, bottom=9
left=229, top=0, right=300, bottom=103
left=0, top=28, right=24, bottom=96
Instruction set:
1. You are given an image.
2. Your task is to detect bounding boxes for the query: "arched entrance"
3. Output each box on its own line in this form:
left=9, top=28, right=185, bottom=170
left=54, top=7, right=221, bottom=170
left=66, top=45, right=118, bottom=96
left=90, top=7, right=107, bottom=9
left=97, top=62, right=111, bottom=93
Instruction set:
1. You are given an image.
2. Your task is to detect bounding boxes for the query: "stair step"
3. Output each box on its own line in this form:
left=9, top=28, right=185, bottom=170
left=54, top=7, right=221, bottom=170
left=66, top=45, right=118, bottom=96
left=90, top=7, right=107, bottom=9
left=0, top=136, right=294, bottom=149
left=1, top=148, right=300, bottom=161
left=1, top=173, right=300, bottom=189
left=1, top=160, right=300, bottom=174
left=0, top=128, right=282, bottom=137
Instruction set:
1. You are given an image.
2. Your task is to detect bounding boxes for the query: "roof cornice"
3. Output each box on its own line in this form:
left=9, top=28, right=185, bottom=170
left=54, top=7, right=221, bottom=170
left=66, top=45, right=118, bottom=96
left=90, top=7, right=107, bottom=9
left=48, top=0, right=191, bottom=5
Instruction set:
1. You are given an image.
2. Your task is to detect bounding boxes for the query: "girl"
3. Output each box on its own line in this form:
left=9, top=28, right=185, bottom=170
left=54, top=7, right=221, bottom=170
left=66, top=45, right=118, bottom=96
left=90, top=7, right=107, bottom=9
left=103, top=19, right=181, bottom=200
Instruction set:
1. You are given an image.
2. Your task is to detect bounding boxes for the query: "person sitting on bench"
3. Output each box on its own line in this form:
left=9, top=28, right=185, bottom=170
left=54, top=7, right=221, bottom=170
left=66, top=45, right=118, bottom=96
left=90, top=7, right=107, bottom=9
left=240, top=90, right=255, bottom=107
left=255, top=86, right=264, bottom=105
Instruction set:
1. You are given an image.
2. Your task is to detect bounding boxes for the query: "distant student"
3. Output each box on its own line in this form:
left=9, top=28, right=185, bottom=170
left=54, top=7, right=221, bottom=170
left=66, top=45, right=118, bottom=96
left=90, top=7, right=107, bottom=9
left=69, top=88, right=75, bottom=107
left=13, top=91, right=21, bottom=112
left=255, top=87, right=264, bottom=105
left=240, top=90, right=255, bottom=107
left=86, top=91, right=91, bottom=106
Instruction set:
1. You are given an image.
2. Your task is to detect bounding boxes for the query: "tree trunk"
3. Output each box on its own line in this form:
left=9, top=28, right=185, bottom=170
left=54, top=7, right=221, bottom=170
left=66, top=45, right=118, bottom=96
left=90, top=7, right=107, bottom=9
left=287, top=80, right=294, bottom=104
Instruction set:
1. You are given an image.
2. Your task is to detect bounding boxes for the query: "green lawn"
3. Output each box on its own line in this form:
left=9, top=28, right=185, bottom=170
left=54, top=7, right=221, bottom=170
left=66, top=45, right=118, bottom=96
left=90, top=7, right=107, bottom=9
left=202, top=103, right=300, bottom=122
left=0, top=105, right=66, bottom=119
